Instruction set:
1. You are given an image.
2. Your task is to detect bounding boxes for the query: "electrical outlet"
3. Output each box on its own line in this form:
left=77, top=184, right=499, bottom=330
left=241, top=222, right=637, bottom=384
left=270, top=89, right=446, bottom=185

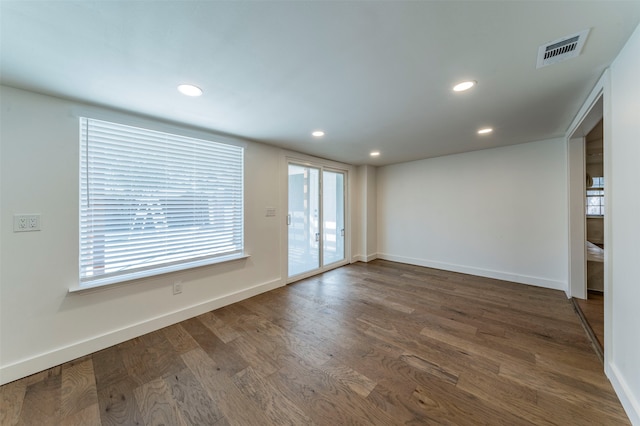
left=173, top=281, right=183, bottom=295
left=29, top=216, right=39, bottom=229
left=14, top=214, right=41, bottom=232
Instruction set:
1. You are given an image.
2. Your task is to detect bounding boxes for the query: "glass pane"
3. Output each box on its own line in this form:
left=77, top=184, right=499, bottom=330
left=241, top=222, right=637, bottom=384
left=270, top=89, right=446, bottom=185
left=323, top=170, right=345, bottom=266
left=288, top=164, right=320, bottom=277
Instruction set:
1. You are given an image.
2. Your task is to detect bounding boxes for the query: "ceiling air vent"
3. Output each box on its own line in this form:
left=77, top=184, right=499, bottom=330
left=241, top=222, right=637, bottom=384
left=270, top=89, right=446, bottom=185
left=536, top=29, right=590, bottom=68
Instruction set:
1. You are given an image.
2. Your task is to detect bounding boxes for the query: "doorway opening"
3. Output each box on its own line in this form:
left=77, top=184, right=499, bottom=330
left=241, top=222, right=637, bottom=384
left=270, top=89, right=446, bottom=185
left=287, top=162, right=347, bottom=282
left=576, top=119, right=605, bottom=358
left=568, top=94, right=605, bottom=362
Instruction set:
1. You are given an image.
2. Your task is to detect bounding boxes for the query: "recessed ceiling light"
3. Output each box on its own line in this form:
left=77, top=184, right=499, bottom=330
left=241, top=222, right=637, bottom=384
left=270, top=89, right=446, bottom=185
left=177, top=84, right=203, bottom=97
left=312, top=130, right=325, bottom=137
left=477, top=127, right=493, bottom=134
left=453, top=81, right=476, bottom=92
left=370, top=151, right=380, bottom=157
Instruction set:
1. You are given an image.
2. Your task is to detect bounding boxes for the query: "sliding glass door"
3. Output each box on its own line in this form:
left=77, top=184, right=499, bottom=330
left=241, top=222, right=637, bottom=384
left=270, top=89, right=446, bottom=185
left=322, top=170, right=345, bottom=266
left=288, top=163, right=346, bottom=279
left=288, top=164, right=320, bottom=277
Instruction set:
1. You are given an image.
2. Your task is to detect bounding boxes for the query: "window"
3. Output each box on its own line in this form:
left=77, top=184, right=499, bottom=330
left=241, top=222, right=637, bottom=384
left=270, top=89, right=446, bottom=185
left=80, top=117, right=244, bottom=288
left=586, top=176, right=604, bottom=216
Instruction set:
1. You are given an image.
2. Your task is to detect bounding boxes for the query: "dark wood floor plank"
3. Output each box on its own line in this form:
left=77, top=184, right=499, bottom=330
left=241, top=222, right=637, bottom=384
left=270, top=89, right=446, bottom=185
left=181, top=317, right=248, bottom=377
left=120, top=330, right=186, bottom=386
left=93, top=345, right=144, bottom=426
left=231, top=311, right=332, bottom=368
left=59, top=403, right=101, bottom=426
left=0, top=379, right=26, bottom=425
left=161, top=323, right=199, bottom=354
left=1, top=260, right=630, bottom=425
left=320, top=359, right=378, bottom=398
left=133, top=377, right=186, bottom=426
left=534, top=352, right=611, bottom=391
left=487, top=310, right=593, bottom=346
left=286, top=314, right=422, bottom=397
left=420, top=323, right=537, bottom=366
left=411, top=382, right=536, bottom=426
left=537, top=388, right=630, bottom=425
left=226, top=335, right=281, bottom=377
left=59, top=359, right=99, bottom=420
left=359, top=313, right=502, bottom=378
left=92, top=345, right=132, bottom=390
left=211, top=302, right=255, bottom=328
left=96, top=379, right=144, bottom=426
left=181, top=348, right=265, bottom=426
left=232, top=366, right=314, bottom=425
left=288, top=303, right=378, bottom=356
left=239, top=291, right=310, bottom=331
left=196, top=311, right=241, bottom=344
left=16, top=373, right=61, bottom=426
left=399, top=353, right=459, bottom=385
left=365, top=381, right=425, bottom=424
left=499, top=359, right=629, bottom=421
left=19, top=366, right=61, bottom=388
left=269, top=353, right=396, bottom=425
left=455, top=369, right=552, bottom=425
left=164, top=367, right=224, bottom=425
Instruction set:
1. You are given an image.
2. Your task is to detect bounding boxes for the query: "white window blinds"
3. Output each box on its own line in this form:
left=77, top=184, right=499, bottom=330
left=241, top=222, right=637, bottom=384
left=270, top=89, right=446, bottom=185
left=80, top=117, right=244, bottom=287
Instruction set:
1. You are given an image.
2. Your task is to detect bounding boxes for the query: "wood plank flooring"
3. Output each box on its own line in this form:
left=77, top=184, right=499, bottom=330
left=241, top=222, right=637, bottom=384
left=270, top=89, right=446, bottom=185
left=0, top=260, right=630, bottom=425
left=575, top=291, right=605, bottom=351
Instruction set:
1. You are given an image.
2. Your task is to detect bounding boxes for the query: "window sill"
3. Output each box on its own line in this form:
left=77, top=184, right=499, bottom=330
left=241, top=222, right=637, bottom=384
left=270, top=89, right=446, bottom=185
left=69, top=253, right=250, bottom=294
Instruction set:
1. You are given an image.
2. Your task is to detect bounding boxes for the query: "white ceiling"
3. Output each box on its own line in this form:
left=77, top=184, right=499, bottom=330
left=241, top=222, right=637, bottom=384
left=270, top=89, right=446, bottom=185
left=2, top=1, right=639, bottom=166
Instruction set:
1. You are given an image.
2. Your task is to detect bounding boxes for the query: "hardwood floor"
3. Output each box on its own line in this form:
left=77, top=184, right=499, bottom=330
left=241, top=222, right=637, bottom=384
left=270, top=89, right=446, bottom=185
left=575, top=291, right=605, bottom=357
left=0, top=260, right=630, bottom=425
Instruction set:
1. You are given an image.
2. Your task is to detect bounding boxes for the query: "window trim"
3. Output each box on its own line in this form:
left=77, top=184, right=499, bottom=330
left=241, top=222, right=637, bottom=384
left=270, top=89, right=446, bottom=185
left=586, top=176, right=604, bottom=217
left=69, top=253, right=249, bottom=293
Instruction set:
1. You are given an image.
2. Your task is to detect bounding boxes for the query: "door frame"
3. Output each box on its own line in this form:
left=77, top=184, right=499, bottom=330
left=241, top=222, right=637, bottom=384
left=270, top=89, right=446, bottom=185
left=281, top=152, right=353, bottom=284
left=566, top=69, right=612, bottom=365
left=567, top=79, right=605, bottom=299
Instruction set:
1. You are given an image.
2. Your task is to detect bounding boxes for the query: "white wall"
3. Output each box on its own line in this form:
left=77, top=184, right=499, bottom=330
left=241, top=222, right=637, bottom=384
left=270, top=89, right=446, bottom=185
left=352, top=166, right=364, bottom=260
left=365, top=166, right=378, bottom=259
left=0, top=86, right=284, bottom=384
left=353, top=165, right=377, bottom=262
left=608, top=23, right=640, bottom=425
left=377, top=138, right=568, bottom=290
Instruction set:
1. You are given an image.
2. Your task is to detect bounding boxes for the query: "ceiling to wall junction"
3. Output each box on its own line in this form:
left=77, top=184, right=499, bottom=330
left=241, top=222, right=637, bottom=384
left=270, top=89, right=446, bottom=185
left=1, top=1, right=639, bottom=165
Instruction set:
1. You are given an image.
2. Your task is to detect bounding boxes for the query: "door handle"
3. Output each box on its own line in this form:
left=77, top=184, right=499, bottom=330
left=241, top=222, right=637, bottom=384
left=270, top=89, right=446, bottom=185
left=341, top=228, right=345, bottom=237
left=315, top=232, right=320, bottom=242
left=287, top=214, right=291, bottom=225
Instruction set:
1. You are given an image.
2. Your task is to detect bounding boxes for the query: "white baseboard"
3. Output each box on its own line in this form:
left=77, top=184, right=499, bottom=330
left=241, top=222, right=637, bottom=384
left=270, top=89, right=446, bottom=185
left=376, top=253, right=567, bottom=291
left=0, top=278, right=284, bottom=386
left=352, top=253, right=378, bottom=263
left=607, top=362, right=640, bottom=425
